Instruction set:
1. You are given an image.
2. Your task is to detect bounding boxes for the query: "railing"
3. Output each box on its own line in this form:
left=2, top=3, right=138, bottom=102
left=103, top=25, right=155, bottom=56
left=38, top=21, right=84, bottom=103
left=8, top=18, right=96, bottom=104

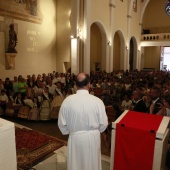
left=141, top=33, right=170, bottom=41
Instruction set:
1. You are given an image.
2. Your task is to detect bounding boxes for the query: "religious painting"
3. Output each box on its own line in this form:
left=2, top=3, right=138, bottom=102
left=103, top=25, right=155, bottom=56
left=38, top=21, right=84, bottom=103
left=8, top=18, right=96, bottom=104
left=0, top=0, right=42, bottom=24
left=133, top=0, right=137, bottom=12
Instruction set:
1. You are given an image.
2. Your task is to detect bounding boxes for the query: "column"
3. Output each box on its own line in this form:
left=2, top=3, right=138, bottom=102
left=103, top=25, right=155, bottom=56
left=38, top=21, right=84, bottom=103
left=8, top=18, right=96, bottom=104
left=109, top=0, right=115, bottom=72
left=70, top=0, right=80, bottom=74
left=126, top=15, right=131, bottom=70
left=83, top=0, right=91, bottom=74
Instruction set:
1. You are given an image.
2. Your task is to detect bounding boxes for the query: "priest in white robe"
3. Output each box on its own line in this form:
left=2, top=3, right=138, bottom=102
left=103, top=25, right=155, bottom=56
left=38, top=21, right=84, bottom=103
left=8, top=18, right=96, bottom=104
left=58, top=73, right=108, bottom=170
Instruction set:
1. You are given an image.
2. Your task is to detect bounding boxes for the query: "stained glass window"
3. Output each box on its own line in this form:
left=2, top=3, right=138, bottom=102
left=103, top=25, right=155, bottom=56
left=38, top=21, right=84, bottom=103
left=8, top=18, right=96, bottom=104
left=165, top=0, right=170, bottom=16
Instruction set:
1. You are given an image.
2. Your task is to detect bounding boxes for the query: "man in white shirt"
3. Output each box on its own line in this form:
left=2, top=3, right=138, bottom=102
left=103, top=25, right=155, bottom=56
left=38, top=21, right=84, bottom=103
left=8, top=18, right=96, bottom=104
left=46, top=80, right=57, bottom=97
left=58, top=73, right=108, bottom=170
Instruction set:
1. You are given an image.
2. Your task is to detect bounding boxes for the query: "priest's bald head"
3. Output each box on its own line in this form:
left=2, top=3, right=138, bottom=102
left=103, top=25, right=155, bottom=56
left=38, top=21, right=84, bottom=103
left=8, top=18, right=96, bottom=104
left=75, top=73, right=90, bottom=90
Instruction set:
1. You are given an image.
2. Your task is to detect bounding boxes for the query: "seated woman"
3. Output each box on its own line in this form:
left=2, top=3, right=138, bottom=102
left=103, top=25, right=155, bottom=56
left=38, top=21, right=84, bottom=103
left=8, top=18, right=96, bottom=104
left=0, top=79, right=4, bottom=94
left=18, top=96, right=33, bottom=119
left=27, top=76, right=36, bottom=99
left=28, top=97, right=40, bottom=121
left=40, top=87, right=51, bottom=120
left=14, top=92, right=24, bottom=115
left=33, top=80, right=44, bottom=97
left=3, top=77, right=13, bottom=97
left=0, top=90, right=9, bottom=115
left=5, top=90, right=16, bottom=116
left=50, top=87, right=64, bottom=119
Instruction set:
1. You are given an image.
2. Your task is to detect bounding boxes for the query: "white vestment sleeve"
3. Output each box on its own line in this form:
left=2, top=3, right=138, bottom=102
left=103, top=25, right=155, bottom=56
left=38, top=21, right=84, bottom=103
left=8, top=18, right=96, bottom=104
left=58, top=103, right=69, bottom=135
left=98, top=100, right=108, bottom=133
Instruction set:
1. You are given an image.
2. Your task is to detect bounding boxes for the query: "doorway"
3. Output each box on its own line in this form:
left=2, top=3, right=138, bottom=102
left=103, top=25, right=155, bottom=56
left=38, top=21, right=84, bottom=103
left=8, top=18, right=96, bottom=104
left=160, top=47, right=170, bottom=71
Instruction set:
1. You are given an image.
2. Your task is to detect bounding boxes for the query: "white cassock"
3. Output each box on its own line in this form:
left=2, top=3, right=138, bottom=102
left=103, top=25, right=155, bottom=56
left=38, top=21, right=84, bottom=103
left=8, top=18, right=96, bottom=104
left=58, top=89, right=108, bottom=170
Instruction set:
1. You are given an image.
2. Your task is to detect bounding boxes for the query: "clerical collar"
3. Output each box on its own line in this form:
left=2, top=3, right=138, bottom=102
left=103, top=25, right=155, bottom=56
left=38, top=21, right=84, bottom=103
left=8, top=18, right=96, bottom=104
left=77, top=89, right=89, bottom=94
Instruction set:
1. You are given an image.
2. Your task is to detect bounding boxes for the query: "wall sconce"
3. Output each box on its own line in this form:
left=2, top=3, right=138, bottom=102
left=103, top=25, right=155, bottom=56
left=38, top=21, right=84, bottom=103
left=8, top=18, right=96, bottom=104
left=77, top=28, right=82, bottom=39
left=125, top=46, right=128, bottom=50
left=108, top=41, right=111, bottom=46
left=70, top=35, right=74, bottom=39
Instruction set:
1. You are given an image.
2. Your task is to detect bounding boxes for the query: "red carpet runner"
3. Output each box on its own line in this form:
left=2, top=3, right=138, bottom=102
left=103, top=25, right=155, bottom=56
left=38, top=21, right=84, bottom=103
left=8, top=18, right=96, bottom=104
left=15, top=127, right=66, bottom=169
left=113, top=111, right=163, bottom=170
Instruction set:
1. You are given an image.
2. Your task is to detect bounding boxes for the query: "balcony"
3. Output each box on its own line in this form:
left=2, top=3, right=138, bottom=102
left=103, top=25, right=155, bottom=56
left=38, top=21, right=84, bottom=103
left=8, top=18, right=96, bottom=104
left=141, top=33, right=170, bottom=41
left=141, top=27, right=170, bottom=46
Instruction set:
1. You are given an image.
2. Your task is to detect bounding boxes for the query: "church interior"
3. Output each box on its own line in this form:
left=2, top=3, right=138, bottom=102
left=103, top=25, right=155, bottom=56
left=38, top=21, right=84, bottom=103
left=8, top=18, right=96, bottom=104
left=1, top=0, right=170, bottom=169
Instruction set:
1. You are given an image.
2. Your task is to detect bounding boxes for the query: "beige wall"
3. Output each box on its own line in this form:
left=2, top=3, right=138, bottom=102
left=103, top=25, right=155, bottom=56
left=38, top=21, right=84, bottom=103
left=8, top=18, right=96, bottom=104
left=90, top=0, right=110, bottom=35
left=0, top=0, right=57, bottom=80
left=56, top=0, right=71, bottom=73
left=143, top=46, right=160, bottom=70
left=113, top=0, right=128, bottom=38
left=143, top=0, right=170, bottom=31
left=0, top=0, right=168, bottom=79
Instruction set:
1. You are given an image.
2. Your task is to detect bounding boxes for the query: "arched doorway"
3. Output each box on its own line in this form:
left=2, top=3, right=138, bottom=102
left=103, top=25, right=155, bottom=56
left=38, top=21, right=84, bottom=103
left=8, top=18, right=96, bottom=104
left=113, top=31, right=125, bottom=70
left=90, top=22, right=107, bottom=72
left=129, top=37, right=137, bottom=70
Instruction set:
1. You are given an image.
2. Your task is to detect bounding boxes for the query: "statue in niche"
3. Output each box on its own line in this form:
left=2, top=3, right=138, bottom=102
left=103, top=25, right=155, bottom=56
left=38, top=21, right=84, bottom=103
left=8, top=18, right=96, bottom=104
left=6, top=24, right=17, bottom=53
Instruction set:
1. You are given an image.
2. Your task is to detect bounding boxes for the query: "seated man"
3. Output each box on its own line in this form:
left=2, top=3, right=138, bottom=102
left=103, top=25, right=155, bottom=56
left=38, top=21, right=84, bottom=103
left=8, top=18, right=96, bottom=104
left=132, top=90, right=147, bottom=113
left=149, top=86, right=164, bottom=115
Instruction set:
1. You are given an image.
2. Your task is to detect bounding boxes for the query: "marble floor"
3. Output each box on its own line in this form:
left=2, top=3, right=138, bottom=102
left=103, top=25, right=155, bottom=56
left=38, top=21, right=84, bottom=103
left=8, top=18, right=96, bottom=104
left=33, top=146, right=110, bottom=170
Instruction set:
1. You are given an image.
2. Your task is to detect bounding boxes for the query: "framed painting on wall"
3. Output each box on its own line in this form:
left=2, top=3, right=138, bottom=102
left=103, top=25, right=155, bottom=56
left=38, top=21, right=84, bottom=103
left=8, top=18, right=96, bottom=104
left=133, top=0, right=137, bottom=12
left=0, top=0, right=42, bottom=24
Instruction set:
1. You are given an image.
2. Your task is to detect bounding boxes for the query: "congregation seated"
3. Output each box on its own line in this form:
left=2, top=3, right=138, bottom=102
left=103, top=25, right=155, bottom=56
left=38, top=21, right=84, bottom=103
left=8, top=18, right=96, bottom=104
left=0, top=69, right=170, bottom=123
left=1, top=69, right=170, bottom=166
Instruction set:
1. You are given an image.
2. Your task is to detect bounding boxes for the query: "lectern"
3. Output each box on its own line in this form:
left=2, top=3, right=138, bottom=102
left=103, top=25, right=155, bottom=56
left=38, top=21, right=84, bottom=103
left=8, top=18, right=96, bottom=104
left=110, top=110, right=170, bottom=170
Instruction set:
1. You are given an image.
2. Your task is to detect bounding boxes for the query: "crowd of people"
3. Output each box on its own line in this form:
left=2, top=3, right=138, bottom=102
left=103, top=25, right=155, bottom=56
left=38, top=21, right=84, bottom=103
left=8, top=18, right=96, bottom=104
left=1, top=69, right=170, bottom=121
left=0, top=72, right=76, bottom=120
left=90, top=69, right=170, bottom=116
left=0, top=69, right=170, bottom=169
left=89, top=69, right=170, bottom=152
